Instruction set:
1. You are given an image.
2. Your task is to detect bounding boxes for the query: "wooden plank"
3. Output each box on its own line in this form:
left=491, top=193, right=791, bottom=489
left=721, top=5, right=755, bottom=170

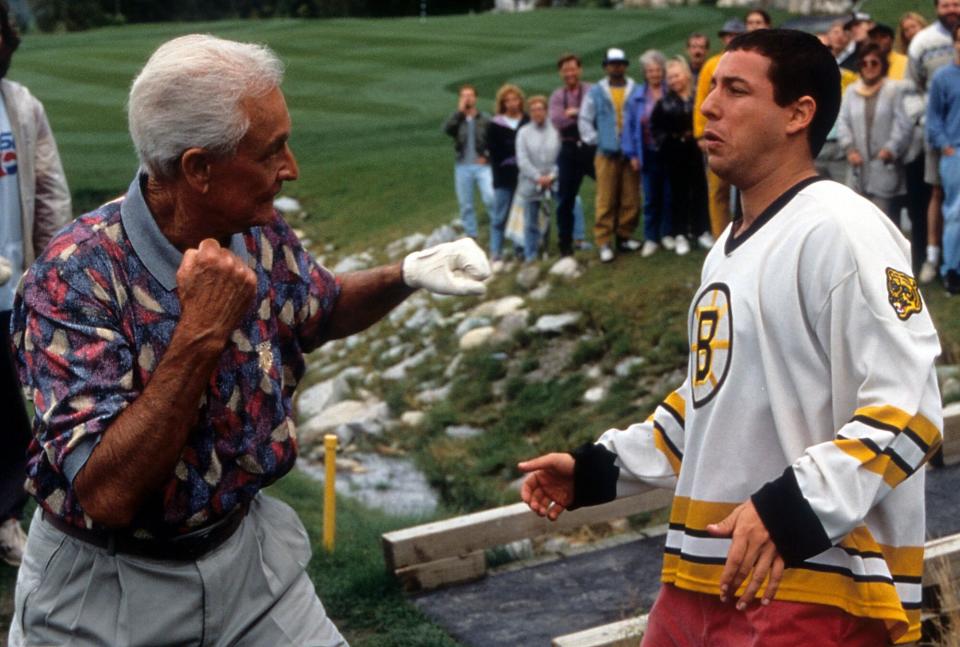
left=382, top=486, right=673, bottom=571
left=923, top=532, right=960, bottom=586
left=394, top=550, right=486, bottom=593
left=941, top=403, right=960, bottom=465
left=551, top=616, right=647, bottom=647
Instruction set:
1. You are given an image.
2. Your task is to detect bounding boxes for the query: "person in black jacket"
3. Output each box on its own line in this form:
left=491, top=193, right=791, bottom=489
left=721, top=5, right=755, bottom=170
left=651, top=57, right=708, bottom=255
left=487, top=83, right=529, bottom=267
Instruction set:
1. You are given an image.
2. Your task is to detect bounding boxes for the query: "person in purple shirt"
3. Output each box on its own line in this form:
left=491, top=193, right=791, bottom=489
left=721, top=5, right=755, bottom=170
left=549, top=53, right=595, bottom=257
left=8, top=34, right=490, bottom=647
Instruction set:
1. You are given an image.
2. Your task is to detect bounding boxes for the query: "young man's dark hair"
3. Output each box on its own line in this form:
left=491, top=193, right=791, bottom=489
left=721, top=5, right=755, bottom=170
left=557, top=53, right=581, bottom=68
left=856, top=42, right=890, bottom=76
left=726, top=28, right=840, bottom=157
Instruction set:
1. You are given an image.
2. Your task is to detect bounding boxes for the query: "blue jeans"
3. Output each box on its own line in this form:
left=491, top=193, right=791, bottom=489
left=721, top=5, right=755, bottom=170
left=454, top=163, right=496, bottom=238
left=941, top=153, right=960, bottom=276
left=573, top=195, right=586, bottom=242
left=524, top=199, right=549, bottom=261
left=491, top=187, right=514, bottom=259
left=640, top=146, right=672, bottom=243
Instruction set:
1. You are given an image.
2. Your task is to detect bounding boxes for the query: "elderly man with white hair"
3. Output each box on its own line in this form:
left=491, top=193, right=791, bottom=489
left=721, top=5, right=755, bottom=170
left=7, top=34, right=489, bottom=647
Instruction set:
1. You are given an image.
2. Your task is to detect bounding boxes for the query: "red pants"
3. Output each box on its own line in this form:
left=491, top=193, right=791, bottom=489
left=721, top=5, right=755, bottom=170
left=641, top=584, right=890, bottom=647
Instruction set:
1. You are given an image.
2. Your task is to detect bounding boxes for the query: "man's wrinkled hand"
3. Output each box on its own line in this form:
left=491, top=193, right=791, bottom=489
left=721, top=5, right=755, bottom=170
left=177, top=238, right=257, bottom=342
left=706, top=500, right=785, bottom=610
left=517, top=453, right=575, bottom=521
left=402, top=238, right=491, bottom=296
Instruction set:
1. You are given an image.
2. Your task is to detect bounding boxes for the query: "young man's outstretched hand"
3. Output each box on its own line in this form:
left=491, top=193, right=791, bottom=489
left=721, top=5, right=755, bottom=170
left=517, top=453, right=575, bottom=521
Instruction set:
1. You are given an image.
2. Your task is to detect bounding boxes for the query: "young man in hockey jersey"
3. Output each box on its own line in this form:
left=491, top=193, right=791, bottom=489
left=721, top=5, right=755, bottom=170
left=519, top=29, right=941, bottom=646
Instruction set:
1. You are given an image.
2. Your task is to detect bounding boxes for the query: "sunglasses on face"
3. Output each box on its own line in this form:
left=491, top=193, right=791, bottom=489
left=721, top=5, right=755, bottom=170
left=860, top=59, right=881, bottom=69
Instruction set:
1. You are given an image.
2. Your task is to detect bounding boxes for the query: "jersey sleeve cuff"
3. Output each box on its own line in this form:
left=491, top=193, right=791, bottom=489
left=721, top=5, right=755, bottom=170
left=568, top=442, right=619, bottom=510
left=751, top=466, right=832, bottom=566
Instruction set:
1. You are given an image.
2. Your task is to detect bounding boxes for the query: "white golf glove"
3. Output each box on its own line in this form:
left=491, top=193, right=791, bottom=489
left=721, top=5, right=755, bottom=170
left=402, top=238, right=491, bottom=296
left=0, top=255, right=11, bottom=286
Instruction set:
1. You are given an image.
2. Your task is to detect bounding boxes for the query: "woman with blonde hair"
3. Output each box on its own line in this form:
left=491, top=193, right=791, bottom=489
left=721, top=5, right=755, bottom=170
left=896, top=11, right=927, bottom=54
left=651, top=57, right=707, bottom=255
left=487, top=83, right=529, bottom=265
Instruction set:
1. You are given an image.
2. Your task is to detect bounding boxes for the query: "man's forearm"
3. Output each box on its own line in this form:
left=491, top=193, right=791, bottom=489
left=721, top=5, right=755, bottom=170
left=74, top=326, right=224, bottom=527
left=321, top=263, right=414, bottom=341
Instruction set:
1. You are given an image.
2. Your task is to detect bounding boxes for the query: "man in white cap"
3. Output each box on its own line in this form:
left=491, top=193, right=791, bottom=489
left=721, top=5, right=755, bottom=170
left=578, top=47, right=641, bottom=262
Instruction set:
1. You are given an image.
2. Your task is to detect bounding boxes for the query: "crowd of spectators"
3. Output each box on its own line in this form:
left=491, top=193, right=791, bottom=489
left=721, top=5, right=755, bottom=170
left=442, top=4, right=960, bottom=295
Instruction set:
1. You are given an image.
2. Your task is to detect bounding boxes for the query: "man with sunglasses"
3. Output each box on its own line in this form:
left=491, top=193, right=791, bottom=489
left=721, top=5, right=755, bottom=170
left=0, top=0, right=71, bottom=567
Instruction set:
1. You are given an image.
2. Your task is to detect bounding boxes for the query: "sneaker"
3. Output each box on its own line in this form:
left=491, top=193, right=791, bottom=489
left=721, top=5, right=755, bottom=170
left=697, top=232, right=716, bottom=250
left=0, top=517, right=26, bottom=566
left=618, top=239, right=642, bottom=252
left=919, top=261, right=939, bottom=284
left=599, top=245, right=615, bottom=263
left=574, top=240, right=593, bottom=251
left=945, top=270, right=960, bottom=295
left=661, top=235, right=676, bottom=251
left=641, top=240, right=660, bottom=258
left=675, top=235, right=690, bottom=256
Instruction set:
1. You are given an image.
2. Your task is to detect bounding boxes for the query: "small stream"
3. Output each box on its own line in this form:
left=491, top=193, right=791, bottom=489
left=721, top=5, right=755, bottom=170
left=297, top=452, right=439, bottom=517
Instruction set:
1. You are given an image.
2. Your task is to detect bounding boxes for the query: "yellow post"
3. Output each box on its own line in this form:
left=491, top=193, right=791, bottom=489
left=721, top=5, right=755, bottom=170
left=323, top=434, right=338, bottom=552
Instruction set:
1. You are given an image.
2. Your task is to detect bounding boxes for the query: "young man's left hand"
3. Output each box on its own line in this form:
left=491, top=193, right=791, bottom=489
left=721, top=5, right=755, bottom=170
left=707, top=500, right=785, bottom=610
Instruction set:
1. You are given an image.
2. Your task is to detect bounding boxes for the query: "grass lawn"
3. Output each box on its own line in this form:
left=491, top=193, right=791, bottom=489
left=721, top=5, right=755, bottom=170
left=1, top=3, right=956, bottom=645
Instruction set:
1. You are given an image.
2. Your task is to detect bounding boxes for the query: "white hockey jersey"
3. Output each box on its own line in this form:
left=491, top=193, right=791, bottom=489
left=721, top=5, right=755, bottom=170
left=594, top=178, right=942, bottom=644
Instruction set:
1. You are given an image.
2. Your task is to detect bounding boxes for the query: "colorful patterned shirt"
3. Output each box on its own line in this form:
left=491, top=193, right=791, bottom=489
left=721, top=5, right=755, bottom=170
left=11, top=173, right=340, bottom=537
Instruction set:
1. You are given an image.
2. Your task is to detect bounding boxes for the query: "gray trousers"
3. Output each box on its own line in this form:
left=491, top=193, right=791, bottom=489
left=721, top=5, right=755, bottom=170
left=8, top=494, right=348, bottom=647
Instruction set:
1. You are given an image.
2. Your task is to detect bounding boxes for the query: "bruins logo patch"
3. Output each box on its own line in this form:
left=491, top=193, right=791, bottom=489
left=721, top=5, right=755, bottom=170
left=886, top=267, right=922, bottom=321
left=690, top=282, right=733, bottom=408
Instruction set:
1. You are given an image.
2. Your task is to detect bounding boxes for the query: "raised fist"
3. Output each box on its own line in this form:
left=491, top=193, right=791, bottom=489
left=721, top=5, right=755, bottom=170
left=176, top=238, right=257, bottom=342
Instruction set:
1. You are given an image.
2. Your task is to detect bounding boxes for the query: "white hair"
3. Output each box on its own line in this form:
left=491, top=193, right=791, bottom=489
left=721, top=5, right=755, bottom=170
left=638, top=49, right=666, bottom=74
left=128, top=34, right=285, bottom=179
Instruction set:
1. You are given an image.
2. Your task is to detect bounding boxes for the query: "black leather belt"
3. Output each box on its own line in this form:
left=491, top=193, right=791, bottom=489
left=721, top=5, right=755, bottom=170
left=42, top=503, right=248, bottom=561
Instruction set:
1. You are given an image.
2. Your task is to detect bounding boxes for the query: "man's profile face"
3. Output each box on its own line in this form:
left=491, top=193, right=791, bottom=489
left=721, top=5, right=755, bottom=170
left=939, top=0, right=960, bottom=32
left=700, top=50, right=796, bottom=186
left=687, top=37, right=708, bottom=67
left=559, top=59, right=581, bottom=86
left=205, top=86, right=299, bottom=234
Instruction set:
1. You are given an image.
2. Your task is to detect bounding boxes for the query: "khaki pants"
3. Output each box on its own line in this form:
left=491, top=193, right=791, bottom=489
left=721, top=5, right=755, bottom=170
left=9, top=494, right=348, bottom=647
left=593, top=153, right=639, bottom=247
left=706, top=166, right=731, bottom=239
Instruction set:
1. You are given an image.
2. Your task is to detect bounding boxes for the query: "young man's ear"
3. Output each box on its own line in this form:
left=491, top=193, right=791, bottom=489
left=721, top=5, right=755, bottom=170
left=785, top=96, right=816, bottom=138
left=180, top=148, right=212, bottom=194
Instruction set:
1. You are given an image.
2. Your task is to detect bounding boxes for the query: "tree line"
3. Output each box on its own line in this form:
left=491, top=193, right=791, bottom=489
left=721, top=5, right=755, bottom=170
left=25, top=0, right=496, bottom=32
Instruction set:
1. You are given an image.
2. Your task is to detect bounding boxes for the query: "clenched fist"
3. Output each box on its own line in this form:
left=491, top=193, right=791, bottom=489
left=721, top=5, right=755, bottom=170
left=402, top=238, right=491, bottom=296
left=176, top=238, right=257, bottom=344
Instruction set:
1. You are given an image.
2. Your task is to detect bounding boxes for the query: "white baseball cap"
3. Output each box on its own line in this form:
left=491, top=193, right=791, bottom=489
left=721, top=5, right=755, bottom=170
left=602, top=48, right=628, bottom=66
